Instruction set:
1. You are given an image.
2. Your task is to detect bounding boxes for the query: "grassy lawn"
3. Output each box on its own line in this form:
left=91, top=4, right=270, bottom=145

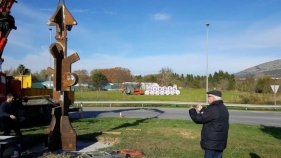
left=75, top=88, right=281, bottom=105
left=75, top=88, right=202, bottom=102
left=22, top=117, right=281, bottom=158
left=75, top=88, right=236, bottom=102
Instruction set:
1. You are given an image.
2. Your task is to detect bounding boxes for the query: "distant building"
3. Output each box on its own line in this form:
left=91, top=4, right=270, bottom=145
left=102, top=83, right=121, bottom=91
left=32, top=82, right=47, bottom=89
left=140, top=82, right=159, bottom=90
left=75, top=83, right=89, bottom=87
left=41, top=81, right=53, bottom=89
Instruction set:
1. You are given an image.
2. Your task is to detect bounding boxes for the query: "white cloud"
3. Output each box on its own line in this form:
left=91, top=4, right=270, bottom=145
left=4, top=2, right=280, bottom=76
left=6, top=2, right=50, bottom=52
left=72, top=9, right=90, bottom=13
left=39, top=7, right=90, bottom=14
left=212, top=24, right=281, bottom=51
left=3, top=42, right=278, bottom=76
left=71, top=52, right=278, bottom=76
left=208, top=55, right=276, bottom=74
left=152, top=13, right=171, bottom=21
left=103, top=10, right=117, bottom=16
left=2, top=48, right=52, bottom=72
left=253, top=25, right=281, bottom=48
left=13, top=3, right=49, bottom=23
left=39, top=8, right=54, bottom=12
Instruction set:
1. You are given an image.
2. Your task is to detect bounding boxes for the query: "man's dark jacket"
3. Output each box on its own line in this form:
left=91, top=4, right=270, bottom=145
left=189, top=100, right=229, bottom=151
left=0, top=101, right=16, bottom=118
left=0, top=101, right=15, bottom=130
left=0, top=101, right=18, bottom=124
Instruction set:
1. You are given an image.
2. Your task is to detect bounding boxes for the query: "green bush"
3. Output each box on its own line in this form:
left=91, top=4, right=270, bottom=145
left=239, top=93, right=268, bottom=104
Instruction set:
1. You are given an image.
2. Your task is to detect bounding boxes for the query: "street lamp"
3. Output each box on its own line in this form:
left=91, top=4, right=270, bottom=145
left=206, top=23, right=210, bottom=104
left=49, top=28, right=52, bottom=88
left=49, top=28, right=52, bottom=64
left=49, top=28, right=52, bottom=43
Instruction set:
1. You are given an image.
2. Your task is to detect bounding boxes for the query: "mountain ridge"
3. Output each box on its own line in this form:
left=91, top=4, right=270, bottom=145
left=234, top=59, right=281, bottom=78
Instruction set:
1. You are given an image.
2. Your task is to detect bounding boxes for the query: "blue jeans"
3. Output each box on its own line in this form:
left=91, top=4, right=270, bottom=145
left=204, top=149, right=223, bottom=158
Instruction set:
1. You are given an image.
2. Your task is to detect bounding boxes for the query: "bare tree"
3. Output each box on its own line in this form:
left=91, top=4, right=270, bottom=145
left=158, top=67, right=175, bottom=86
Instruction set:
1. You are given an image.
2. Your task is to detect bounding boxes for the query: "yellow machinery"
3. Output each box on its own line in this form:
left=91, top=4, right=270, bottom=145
left=14, top=74, right=32, bottom=88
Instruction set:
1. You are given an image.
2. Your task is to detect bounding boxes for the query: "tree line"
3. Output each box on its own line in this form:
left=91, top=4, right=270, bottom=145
left=4, top=65, right=280, bottom=93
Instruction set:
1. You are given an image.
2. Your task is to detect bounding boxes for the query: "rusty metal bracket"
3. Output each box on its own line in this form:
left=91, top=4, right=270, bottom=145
left=61, top=53, right=79, bottom=91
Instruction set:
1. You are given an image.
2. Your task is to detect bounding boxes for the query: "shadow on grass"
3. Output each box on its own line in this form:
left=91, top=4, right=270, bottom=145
left=77, top=132, right=100, bottom=142
left=260, top=125, right=281, bottom=140
left=110, top=116, right=158, bottom=131
left=71, top=117, right=100, bottom=123
left=70, top=107, right=165, bottom=119
left=82, top=108, right=164, bottom=130
left=72, top=108, right=165, bottom=150
left=76, top=109, right=164, bottom=142
left=76, top=118, right=150, bottom=147
left=75, top=108, right=143, bottom=118
left=249, top=153, right=261, bottom=158
left=22, top=133, right=46, bottom=149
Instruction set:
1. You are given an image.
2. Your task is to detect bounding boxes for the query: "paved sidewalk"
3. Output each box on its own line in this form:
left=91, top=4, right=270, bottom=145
left=77, top=141, right=112, bottom=152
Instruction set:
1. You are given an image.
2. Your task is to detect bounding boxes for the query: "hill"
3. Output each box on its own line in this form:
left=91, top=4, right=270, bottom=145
left=234, top=59, right=281, bottom=78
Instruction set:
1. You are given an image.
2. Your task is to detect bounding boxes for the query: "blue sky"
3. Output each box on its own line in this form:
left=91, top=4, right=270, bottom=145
left=3, top=0, right=281, bottom=75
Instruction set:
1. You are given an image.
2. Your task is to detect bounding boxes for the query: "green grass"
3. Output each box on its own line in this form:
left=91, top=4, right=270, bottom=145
left=22, top=118, right=281, bottom=158
left=75, top=88, right=235, bottom=102
left=75, top=88, right=281, bottom=105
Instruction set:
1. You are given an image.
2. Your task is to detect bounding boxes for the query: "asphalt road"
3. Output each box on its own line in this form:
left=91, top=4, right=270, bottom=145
left=72, top=107, right=281, bottom=127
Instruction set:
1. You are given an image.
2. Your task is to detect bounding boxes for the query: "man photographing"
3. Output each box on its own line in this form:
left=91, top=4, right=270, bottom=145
left=189, top=90, right=229, bottom=158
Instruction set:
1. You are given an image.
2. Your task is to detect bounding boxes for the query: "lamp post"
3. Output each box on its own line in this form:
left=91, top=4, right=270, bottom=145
left=49, top=28, right=53, bottom=62
left=49, top=28, right=52, bottom=88
left=206, top=23, right=210, bottom=104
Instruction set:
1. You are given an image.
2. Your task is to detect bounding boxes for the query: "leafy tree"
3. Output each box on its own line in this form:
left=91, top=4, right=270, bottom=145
left=32, top=69, right=49, bottom=82
left=255, top=76, right=272, bottom=93
left=180, top=74, right=184, bottom=79
left=209, top=70, right=236, bottom=90
left=228, top=74, right=236, bottom=90
left=134, top=75, right=143, bottom=82
left=91, top=71, right=109, bottom=90
left=92, top=67, right=133, bottom=83
left=16, top=64, right=30, bottom=75
left=143, top=74, right=158, bottom=83
left=236, top=77, right=256, bottom=92
left=73, top=69, right=90, bottom=84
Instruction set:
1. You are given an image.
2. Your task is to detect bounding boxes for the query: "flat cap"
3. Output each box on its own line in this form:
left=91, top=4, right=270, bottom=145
left=207, top=90, right=222, bottom=97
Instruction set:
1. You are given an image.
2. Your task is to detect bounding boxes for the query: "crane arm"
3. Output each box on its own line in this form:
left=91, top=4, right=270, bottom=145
left=0, top=0, right=17, bottom=65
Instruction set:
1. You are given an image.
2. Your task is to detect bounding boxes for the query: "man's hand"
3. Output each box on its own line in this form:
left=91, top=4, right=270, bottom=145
left=195, top=104, right=203, bottom=112
left=9, top=115, right=16, bottom=120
